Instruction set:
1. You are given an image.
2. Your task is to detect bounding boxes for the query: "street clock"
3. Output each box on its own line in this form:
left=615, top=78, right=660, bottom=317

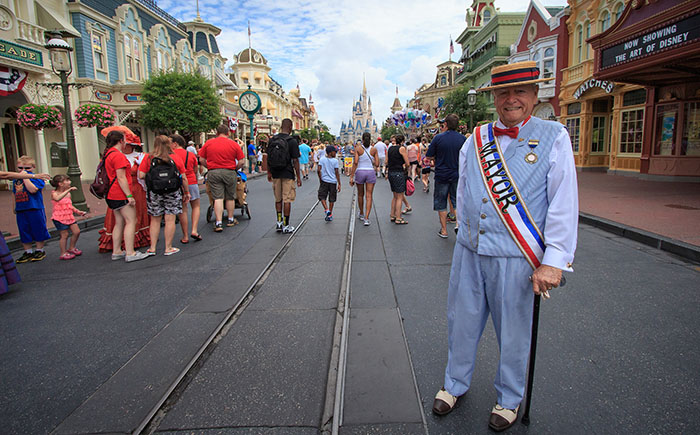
left=239, top=89, right=261, bottom=114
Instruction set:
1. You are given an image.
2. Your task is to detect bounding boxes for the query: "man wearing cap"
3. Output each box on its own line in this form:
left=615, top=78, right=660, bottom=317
left=432, top=61, right=578, bottom=431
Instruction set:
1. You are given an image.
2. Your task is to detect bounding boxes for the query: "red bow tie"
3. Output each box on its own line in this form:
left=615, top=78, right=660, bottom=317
left=493, top=126, right=519, bottom=139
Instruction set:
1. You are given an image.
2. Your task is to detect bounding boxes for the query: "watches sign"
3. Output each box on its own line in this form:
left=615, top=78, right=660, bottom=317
left=601, top=12, right=700, bottom=69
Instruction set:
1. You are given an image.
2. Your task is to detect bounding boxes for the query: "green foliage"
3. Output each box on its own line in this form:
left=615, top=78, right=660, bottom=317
left=141, top=70, right=221, bottom=135
left=298, top=128, right=317, bottom=141
left=320, top=130, right=335, bottom=143
left=442, top=85, right=490, bottom=131
left=380, top=124, right=400, bottom=141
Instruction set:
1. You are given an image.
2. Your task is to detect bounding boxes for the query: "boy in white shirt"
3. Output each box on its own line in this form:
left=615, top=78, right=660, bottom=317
left=317, top=145, right=341, bottom=221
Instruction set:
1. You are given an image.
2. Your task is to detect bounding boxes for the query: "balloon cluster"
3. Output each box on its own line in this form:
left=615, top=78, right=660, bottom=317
left=391, top=108, right=431, bottom=128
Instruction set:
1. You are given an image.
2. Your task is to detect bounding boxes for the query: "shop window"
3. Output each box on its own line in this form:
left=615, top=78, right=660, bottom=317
left=566, top=118, right=581, bottom=152
left=483, top=10, right=491, bottom=25
left=440, top=76, right=446, bottom=86
left=91, top=31, right=107, bottom=73
left=600, top=11, right=611, bottom=32
left=543, top=48, right=554, bottom=79
left=591, top=115, right=607, bottom=153
left=567, top=102, right=581, bottom=115
left=614, top=3, right=624, bottom=21
left=620, top=108, right=644, bottom=154
left=654, top=103, right=678, bottom=156
left=576, top=25, right=583, bottom=63
left=681, top=101, right=700, bottom=156
left=623, top=89, right=646, bottom=106
left=585, top=21, right=591, bottom=59
left=124, top=34, right=142, bottom=81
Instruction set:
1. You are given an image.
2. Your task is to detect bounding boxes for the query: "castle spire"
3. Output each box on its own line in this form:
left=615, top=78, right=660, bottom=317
left=362, top=73, right=367, bottom=95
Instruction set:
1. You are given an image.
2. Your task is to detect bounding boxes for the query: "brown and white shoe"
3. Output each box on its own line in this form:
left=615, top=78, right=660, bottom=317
left=488, top=404, right=519, bottom=432
left=432, top=388, right=459, bottom=416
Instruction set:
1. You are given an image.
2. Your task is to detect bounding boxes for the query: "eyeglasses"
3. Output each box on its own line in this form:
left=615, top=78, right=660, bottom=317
left=18, top=166, right=32, bottom=170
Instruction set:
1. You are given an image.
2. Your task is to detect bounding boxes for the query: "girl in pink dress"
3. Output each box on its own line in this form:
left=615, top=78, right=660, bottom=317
left=50, top=175, right=87, bottom=260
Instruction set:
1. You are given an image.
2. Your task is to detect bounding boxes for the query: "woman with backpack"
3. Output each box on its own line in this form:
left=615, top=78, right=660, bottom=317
left=138, top=135, right=190, bottom=256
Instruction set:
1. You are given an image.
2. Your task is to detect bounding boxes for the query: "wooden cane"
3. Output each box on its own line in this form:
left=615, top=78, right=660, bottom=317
left=522, top=276, right=566, bottom=425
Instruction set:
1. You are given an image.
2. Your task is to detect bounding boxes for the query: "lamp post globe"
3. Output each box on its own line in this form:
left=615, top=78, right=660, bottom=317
left=45, top=32, right=88, bottom=212
left=467, top=87, right=477, bottom=131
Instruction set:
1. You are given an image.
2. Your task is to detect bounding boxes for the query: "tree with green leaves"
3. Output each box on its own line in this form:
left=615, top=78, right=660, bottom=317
left=442, top=85, right=491, bottom=131
left=141, top=71, right=222, bottom=136
left=380, top=124, right=400, bottom=141
left=298, top=128, right=317, bottom=141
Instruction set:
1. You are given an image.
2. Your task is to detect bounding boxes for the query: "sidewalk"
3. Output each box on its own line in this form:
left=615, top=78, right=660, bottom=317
left=2, top=171, right=699, bottom=253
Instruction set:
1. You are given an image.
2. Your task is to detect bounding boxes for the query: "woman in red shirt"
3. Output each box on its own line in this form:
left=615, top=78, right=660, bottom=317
left=104, top=131, right=150, bottom=262
left=170, top=134, right=202, bottom=243
left=138, top=135, right=190, bottom=256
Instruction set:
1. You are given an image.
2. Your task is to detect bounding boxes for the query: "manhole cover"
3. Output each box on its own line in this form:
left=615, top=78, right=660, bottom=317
left=664, top=204, right=700, bottom=210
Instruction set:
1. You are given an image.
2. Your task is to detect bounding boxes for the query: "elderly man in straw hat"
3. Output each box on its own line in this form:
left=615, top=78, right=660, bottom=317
left=431, top=61, right=578, bottom=431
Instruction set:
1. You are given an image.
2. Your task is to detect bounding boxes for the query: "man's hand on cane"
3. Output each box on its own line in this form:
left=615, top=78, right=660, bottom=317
left=529, top=264, right=562, bottom=299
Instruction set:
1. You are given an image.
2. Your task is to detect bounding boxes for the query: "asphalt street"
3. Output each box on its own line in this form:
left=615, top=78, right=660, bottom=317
left=1, top=170, right=698, bottom=434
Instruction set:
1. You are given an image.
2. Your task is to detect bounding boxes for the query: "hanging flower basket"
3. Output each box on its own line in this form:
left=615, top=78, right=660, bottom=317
left=74, top=103, right=116, bottom=128
left=16, top=103, right=63, bottom=130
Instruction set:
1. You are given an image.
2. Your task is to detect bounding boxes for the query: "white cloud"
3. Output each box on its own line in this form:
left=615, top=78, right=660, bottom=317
left=159, top=0, right=569, bottom=134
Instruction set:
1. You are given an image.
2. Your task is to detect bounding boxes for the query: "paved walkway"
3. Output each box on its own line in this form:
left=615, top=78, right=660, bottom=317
left=2, top=171, right=699, bottom=248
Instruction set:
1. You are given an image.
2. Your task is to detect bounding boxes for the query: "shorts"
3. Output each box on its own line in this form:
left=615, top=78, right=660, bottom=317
left=16, top=209, right=51, bottom=244
left=52, top=219, right=71, bottom=231
left=300, top=163, right=309, bottom=172
left=433, top=180, right=458, bottom=211
left=188, top=183, right=201, bottom=201
left=378, top=157, right=385, bottom=167
left=388, top=171, right=406, bottom=193
left=421, top=167, right=432, bottom=174
left=106, top=198, right=128, bottom=210
left=318, top=181, right=338, bottom=203
left=147, top=190, right=183, bottom=216
left=272, top=178, right=296, bottom=203
left=207, top=168, right=238, bottom=201
left=354, top=170, right=376, bottom=185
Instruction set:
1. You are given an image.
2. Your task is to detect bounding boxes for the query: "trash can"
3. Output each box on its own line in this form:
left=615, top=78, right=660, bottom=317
left=50, top=142, right=68, bottom=167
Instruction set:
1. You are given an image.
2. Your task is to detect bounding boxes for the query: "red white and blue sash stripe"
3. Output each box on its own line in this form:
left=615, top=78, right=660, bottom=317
left=474, top=122, right=545, bottom=270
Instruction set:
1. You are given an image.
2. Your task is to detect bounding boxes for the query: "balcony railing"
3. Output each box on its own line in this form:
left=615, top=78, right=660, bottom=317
left=17, top=19, right=45, bottom=47
left=563, top=60, right=593, bottom=84
left=469, top=46, right=511, bottom=73
left=133, top=0, right=184, bottom=30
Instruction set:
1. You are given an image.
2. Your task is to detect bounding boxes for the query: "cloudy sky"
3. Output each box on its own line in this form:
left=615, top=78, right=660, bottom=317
left=158, top=0, right=566, bottom=134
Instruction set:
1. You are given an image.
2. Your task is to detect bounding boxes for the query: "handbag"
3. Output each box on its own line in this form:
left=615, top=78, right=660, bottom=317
left=405, top=177, right=415, bottom=196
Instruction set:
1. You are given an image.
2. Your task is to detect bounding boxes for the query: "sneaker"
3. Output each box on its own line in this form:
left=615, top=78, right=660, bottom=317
left=227, top=219, right=237, bottom=227
left=214, top=223, right=223, bottom=232
left=363, top=219, right=370, bottom=226
left=31, top=251, right=46, bottom=261
left=276, top=221, right=284, bottom=232
left=359, top=212, right=365, bottom=220
left=111, top=252, right=126, bottom=260
left=282, top=225, right=295, bottom=234
left=328, top=214, right=333, bottom=222
left=16, top=252, right=34, bottom=263
left=60, top=252, right=76, bottom=260
left=125, top=251, right=150, bottom=263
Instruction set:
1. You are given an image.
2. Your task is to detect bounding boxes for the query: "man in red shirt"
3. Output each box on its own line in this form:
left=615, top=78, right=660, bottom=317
left=198, top=124, right=245, bottom=232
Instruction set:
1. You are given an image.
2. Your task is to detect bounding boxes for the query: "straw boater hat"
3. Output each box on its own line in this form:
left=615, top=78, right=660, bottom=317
left=480, top=60, right=553, bottom=91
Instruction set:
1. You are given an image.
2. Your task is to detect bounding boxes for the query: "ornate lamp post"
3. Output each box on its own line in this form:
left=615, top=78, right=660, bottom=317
left=45, top=32, right=88, bottom=211
left=467, top=87, right=477, bottom=131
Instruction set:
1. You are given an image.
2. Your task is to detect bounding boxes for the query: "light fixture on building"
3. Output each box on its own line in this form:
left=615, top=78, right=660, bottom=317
left=467, top=87, right=477, bottom=106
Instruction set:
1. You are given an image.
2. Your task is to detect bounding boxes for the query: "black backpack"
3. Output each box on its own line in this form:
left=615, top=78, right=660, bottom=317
left=145, top=157, right=182, bottom=194
left=267, top=134, right=291, bottom=170
left=89, top=149, right=116, bottom=200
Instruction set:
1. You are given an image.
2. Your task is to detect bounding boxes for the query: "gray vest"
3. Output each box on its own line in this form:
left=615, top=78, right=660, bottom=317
left=456, top=117, right=565, bottom=257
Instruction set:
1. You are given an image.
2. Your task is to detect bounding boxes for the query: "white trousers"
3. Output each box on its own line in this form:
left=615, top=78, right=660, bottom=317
left=443, top=244, right=534, bottom=409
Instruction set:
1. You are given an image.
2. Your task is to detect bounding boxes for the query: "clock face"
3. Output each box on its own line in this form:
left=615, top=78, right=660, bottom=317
left=240, top=92, right=259, bottom=112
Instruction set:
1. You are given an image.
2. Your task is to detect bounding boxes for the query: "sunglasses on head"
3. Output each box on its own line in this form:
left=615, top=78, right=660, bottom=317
left=18, top=166, right=32, bottom=170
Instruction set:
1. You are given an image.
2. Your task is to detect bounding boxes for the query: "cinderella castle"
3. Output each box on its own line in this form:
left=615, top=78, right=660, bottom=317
left=339, top=77, right=380, bottom=144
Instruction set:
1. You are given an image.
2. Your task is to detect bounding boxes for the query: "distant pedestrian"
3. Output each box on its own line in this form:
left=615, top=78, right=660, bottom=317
left=350, top=132, right=379, bottom=226
left=298, top=139, right=312, bottom=180
left=420, top=137, right=432, bottom=193
left=406, top=137, right=420, bottom=181
left=386, top=135, right=411, bottom=225
left=264, top=118, right=302, bottom=234
left=374, top=137, right=387, bottom=177
left=317, top=145, right=341, bottom=221
left=199, top=124, right=245, bottom=232
left=50, top=174, right=87, bottom=260
left=170, top=134, right=202, bottom=243
left=138, top=135, right=190, bottom=256
left=13, top=155, right=51, bottom=263
left=103, top=131, right=150, bottom=263
left=426, top=114, right=465, bottom=239
left=247, top=142, right=257, bottom=174
left=256, top=146, right=263, bottom=172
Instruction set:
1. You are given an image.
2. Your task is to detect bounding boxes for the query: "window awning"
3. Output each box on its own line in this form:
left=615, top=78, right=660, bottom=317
left=264, top=73, right=271, bottom=82
left=215, top=69, right=236, bottom=89
left=292, top=109, right=303, bottom=119
left=240, top=72, right=249, bottom=80
left=266, top=100, right=276, bottom=110
left=470, top=34, right=497, bottom=59
left=36, top=3, right=80, bottom=38
left=254, top=72, right=262, bottom=80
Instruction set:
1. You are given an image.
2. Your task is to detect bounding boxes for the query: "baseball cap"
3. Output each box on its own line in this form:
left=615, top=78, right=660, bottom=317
left=188, top=140, right=195, bottom=144
left=326, top=145, right=336, bottom=154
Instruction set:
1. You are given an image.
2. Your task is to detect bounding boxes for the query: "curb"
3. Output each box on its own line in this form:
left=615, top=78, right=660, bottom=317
left=6, top=171, right=269, bottom=253
left=579, top=212, right=700, bottom=263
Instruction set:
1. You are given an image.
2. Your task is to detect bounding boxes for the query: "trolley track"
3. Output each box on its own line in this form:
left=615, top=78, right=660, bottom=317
left=135, top=198, right=321, bottom=434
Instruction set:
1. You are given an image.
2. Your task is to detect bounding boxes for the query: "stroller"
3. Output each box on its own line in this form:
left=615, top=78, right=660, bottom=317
left=205, top=170, right=251, bottom=222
